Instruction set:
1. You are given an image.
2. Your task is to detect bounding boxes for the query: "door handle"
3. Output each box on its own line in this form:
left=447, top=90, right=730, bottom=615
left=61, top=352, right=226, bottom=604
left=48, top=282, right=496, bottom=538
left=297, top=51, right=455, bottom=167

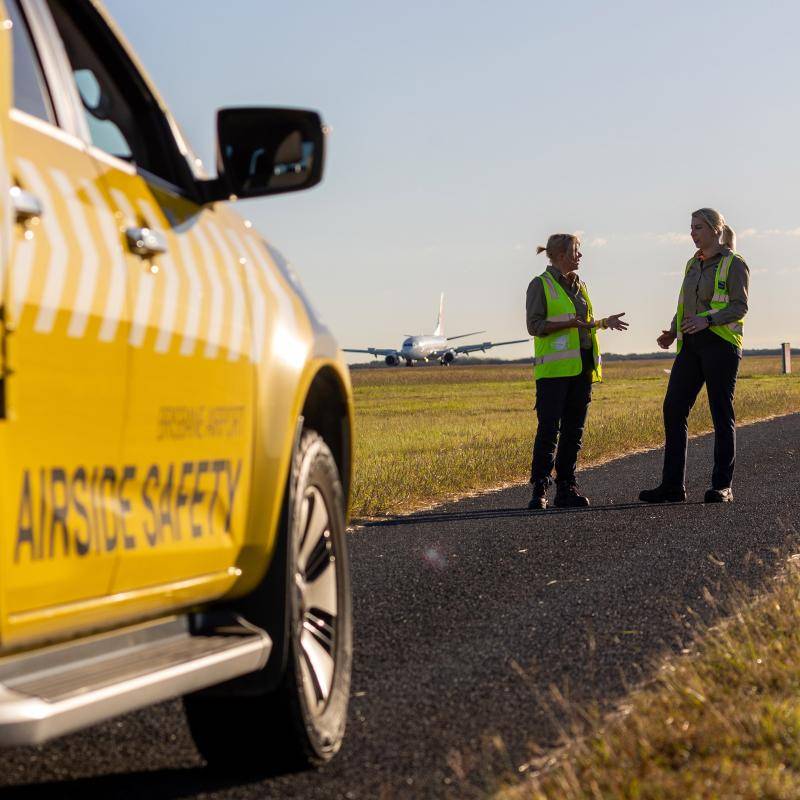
left=10, top=186, right=43, bottom=222
left=125, top=226, right=168, bottom=257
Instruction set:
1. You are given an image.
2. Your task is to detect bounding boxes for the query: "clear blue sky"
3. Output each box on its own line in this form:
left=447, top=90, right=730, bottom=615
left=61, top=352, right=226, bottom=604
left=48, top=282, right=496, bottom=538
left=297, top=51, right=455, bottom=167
left=106, top=0, right=800, bottom=360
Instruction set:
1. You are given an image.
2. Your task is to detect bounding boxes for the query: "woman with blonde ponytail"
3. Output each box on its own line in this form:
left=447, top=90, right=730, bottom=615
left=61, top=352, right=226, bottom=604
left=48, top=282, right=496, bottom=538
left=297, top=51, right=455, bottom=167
left=525, top=233, right=628, bottom=510
left=640, top=208, right=750, bottom=505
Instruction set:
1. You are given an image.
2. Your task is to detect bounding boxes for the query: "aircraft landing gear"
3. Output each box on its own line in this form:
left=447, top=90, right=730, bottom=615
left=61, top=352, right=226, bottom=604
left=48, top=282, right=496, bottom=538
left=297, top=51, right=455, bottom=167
left=405, top=359, right=414, bottom=367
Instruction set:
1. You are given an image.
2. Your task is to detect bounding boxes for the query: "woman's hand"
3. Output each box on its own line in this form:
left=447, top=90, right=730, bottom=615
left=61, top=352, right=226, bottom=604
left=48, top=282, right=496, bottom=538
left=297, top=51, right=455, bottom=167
left=680, top=314, right=710, bottom=335
left=605, top=312, right=628, bottom=331
left=657, top=329, right=677, bottom=349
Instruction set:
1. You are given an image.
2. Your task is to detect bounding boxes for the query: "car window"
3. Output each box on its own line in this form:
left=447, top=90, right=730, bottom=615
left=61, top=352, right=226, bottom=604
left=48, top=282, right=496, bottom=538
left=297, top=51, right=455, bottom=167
left=72, top=67, right=132, bottom=160
left=6, top=0, right=55, bottom=123
left=44, top=0, right=193, bottom=189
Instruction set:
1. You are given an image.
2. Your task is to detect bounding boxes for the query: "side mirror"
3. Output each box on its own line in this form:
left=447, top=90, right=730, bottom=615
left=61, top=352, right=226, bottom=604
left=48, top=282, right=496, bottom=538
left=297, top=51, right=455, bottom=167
left=200, top=107, right=326, bottom=203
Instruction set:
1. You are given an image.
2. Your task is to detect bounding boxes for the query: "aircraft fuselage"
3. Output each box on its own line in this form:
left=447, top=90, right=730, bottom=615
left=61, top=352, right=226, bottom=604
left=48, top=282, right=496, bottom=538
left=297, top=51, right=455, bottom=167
left=400, top=335, right=450, bottom=362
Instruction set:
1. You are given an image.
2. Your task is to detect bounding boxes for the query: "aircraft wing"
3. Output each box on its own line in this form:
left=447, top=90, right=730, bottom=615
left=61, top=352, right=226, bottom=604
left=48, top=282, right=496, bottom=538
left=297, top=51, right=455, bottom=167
left=342, top=347, right=398, bottom=357
left=448, top=338, right=529, bottom=356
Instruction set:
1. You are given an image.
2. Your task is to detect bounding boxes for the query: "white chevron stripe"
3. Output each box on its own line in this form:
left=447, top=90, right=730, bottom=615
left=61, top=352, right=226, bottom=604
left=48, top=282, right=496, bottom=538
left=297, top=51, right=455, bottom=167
left=224, top=227, right=266, bottom=363
left=17, top=159, right=68, bottom=333
left=206, top=224, right=246, bottom=361
left=111, top=189, right=154, bottom=348
left=50, top=169, right=99, bottom=339
left=128, top=272, right=155, bottom=347
left=82, top=182, right=126, bottom=342
left=242, top=235, right=296, bottom=326
left=174, top=225, right=203, bottom=356
left=193, top=223, right=224, bottom=358
left=138, top=199, right=180, bottom=354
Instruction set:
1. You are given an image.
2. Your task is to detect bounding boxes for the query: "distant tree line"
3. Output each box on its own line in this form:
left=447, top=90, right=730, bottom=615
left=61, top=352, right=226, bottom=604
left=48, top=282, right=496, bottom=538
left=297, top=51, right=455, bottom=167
left=348, top=347, right=799, bottom=369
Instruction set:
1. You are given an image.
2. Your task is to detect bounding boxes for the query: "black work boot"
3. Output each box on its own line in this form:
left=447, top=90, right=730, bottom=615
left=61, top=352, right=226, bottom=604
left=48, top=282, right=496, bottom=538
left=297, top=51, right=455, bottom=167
left=527, top=479, right=549, bottom=510
left=554, top=479, right=589, bottom=508
left=704, top=487, right=733, bottom=503
left=638, top=484, right=687, bottom=503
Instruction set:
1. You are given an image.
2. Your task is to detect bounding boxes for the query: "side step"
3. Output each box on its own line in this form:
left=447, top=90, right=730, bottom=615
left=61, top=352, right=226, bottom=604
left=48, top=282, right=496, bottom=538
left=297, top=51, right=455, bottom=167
left=0, top=615, right=271, bottom=746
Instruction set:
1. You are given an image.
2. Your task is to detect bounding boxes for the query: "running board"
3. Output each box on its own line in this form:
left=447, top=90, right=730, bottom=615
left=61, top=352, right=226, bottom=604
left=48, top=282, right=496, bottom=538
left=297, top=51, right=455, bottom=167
left=0, top=615, right=271, bottom=746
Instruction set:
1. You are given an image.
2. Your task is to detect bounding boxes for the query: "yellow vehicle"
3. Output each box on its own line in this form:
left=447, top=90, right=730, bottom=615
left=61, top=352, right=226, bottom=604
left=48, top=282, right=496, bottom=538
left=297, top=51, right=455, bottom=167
left=0, top=0, right=354, bottom=770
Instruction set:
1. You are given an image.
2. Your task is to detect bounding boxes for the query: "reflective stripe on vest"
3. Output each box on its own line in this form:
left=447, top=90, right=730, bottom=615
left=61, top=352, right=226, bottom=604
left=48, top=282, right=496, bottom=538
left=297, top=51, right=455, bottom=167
left=532, top=348, right=582, bottom=367
left=541, top=273, right=559, bottom=301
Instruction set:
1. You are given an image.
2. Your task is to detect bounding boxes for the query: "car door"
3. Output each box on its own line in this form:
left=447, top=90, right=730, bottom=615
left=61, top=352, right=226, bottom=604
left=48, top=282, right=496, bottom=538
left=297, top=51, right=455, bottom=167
left=43, top=0, right=255, bottom=605
left=0, top=0, right=128, bottom=645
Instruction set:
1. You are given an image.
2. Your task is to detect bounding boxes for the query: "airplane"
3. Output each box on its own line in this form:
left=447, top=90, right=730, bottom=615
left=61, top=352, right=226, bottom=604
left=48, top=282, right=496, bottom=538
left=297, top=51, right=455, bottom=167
left=343, top=294, right=528, bottom=366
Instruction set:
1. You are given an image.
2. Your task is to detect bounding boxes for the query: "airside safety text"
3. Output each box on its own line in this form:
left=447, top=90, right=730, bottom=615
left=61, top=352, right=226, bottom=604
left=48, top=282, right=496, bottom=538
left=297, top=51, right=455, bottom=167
left=14, top=459, right=243, bottom=563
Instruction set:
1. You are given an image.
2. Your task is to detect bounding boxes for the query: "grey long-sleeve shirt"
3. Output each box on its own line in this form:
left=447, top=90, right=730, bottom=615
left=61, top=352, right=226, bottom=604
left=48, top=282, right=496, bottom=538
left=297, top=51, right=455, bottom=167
left=670, top=247, right=749, bottom=332
left=525, top=265, right=593, bottom=350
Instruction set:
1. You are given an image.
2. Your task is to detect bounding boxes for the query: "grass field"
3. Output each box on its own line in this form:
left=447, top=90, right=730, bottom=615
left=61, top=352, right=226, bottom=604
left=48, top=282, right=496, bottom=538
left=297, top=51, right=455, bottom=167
left=350, top=356, right=800, bottom=519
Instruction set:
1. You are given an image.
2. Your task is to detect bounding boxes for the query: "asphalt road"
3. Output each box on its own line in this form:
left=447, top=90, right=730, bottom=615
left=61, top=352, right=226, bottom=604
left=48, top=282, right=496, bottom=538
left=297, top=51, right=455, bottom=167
left=0, top=414, right=798, bottom=799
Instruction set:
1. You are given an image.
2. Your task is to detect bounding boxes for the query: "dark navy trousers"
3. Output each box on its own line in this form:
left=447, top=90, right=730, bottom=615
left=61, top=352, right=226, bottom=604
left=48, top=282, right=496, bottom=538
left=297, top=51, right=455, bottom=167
left=530, top=349, right=594, bottom=484
left=662, top=329, right=740, bottom=490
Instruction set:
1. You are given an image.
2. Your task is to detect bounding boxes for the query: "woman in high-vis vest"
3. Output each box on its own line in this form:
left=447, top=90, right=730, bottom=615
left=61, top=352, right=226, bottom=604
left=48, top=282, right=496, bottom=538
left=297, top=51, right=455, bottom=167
left=526, top=233, right=628, bottom=510
left=640, top=208, right=749, bottom=504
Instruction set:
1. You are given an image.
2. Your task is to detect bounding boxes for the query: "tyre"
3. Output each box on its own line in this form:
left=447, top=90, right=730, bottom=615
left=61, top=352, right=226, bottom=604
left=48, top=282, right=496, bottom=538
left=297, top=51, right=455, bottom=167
left=184, top=430, right=352, bottom=773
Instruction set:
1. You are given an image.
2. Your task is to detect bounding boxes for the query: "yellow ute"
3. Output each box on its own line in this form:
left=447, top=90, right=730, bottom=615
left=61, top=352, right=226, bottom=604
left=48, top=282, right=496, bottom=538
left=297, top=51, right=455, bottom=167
left=0, top=0, right=354, bottom=770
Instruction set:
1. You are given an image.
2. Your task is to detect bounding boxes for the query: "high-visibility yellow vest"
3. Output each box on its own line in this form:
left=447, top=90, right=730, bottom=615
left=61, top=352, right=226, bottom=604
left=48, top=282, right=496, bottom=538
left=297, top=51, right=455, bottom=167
left=532, top=271, right=601, bottom=382
left=676, top=254, right=744, bottom=353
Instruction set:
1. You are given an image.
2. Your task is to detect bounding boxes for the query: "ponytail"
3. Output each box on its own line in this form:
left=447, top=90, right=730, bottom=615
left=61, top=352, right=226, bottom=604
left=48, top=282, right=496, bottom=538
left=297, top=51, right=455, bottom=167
left=536, top=246, right=547, bottom=255
left=721, top=224, right=736, bottom=251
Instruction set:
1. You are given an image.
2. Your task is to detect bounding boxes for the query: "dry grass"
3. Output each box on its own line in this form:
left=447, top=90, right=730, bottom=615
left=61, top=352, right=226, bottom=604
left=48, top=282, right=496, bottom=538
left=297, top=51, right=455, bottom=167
left=496, top=539, right=800, bottom=800
left=350, top=356, right=800, bottom=519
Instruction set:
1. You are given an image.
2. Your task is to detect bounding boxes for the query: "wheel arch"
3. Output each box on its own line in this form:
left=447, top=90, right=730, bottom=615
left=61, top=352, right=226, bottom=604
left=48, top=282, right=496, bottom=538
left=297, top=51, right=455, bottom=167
left=299, top=365, right=352, bottom=513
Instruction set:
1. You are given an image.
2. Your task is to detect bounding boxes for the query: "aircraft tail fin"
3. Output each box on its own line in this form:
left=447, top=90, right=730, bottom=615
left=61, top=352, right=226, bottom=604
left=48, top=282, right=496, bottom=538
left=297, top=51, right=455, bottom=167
left=433, top=292, right=444, bottom=337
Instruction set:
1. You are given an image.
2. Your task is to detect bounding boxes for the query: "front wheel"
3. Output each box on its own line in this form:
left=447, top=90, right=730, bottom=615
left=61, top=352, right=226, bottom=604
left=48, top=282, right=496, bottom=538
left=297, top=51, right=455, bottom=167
left=184, top=430, right=352, bottom=772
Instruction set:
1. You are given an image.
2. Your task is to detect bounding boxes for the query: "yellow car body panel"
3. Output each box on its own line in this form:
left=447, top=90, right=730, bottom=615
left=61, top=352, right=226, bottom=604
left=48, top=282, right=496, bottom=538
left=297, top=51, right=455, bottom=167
left=0, top=0, right=353, bottom=651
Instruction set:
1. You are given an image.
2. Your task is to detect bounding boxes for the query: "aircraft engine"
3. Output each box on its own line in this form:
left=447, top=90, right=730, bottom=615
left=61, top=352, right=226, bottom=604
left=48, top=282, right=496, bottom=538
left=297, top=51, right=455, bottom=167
left=385, top=354, right=400, bottom=366
left=441, top=351, right=456, bottom=365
